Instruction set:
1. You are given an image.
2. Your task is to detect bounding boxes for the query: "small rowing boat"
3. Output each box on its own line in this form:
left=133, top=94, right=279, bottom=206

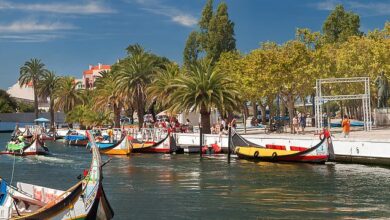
left=0, top=130, right=114, bottom=219
left=1, top=136, right=49, bottom=156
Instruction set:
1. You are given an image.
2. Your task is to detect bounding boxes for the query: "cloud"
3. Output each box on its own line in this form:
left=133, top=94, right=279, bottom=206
left=132, top=0, right=197, bottom=27
left=347, top=1, right=390, bottom=16
left=314, top=0, right=390, bottom=16
left=314, top=0, right=340, bottom=11
left=0, top=20, right=76, bottom=33
left=0, top=34, right=61, bottom=43
left=0, top=0, right=115, bottom=14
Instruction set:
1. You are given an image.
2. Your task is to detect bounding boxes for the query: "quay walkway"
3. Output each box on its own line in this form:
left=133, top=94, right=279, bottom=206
left=174, top=126, right=390, bottom=166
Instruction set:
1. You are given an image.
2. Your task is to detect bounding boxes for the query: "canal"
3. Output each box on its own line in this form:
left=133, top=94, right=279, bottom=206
left=0, top=133, right=389, bottom=219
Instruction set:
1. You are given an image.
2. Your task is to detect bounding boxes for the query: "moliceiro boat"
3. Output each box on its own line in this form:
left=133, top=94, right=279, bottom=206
left=232, top=130, right=334, bottom=163
left=94, top=135, right=132, bottom=155
left=0, top=130, right=114, bottom=219
left=1, top=136, right=49, bottom=156
left=129, top=128, right=180, bottom=153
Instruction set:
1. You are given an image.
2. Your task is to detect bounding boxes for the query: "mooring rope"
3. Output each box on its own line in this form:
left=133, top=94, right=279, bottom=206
left=10, top=153, right=16, bottom=185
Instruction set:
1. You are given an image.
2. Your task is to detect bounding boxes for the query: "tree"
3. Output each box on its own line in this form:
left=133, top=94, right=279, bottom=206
left=169, top=60, right=240, bottom=134
left=116, top=48, right=158, bottom=129
left=183, top=31, right=200, bottom=67
left=183, top=0, right=235, bottom=65
left=53, top=76, right=83, bottom=113
left=206, top=2, right=236, bottom=62
left=322, top=5, right=362, bottom=43
left=36, top=71, right=59, bottom=129
left=94, top=69, right=123, bottom=128
left=0, top=89, right=17, bottom=113
left=148, top=63, right=181, bottom=110
left=19, top=58, right=48, bottom=119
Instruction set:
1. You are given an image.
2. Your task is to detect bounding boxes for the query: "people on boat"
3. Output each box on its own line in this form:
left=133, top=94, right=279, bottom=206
left=342, top=115, right=351, bottom=138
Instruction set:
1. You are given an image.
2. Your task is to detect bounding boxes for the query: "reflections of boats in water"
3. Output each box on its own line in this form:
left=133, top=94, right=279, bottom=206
left=1, top=133, right=390, bottom=219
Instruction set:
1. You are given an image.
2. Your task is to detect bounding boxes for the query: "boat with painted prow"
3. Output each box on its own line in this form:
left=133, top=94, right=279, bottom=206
left=0, top=130, right=114, bottom=219
left=232, top=130, right=333, bottom=163
left=95, top=135, right=131, bottom=155
left=1, top=136, right=49, bottom=156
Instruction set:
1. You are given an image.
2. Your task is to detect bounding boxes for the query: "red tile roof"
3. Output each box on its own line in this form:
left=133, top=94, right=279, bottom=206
left=83, top=64, right=111, bottom=75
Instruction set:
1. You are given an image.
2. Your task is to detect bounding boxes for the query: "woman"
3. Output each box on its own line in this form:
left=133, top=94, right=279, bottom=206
left=341, top=115, right=351, bottom=138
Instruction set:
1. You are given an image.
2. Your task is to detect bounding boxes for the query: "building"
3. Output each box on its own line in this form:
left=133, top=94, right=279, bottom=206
left=82, top=63, right=111, bottom=89
left=7, top=82, right=49, bottom=111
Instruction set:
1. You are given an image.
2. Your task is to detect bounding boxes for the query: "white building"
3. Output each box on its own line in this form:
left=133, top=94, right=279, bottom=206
left=7, top=82, right=49, bottom=111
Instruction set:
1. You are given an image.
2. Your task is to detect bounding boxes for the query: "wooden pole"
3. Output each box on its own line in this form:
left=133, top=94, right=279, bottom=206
left=228, top=126, right=231, bottom=163
left=199, top=125, right=202, bottom=158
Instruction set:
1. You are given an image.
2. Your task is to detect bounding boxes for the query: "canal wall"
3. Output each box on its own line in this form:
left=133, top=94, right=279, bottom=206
left=173, top=133, right=390, bottom=166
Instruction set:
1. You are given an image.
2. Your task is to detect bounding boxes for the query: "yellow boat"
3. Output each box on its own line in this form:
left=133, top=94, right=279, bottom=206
left=232, top=131, right=333, bottom=164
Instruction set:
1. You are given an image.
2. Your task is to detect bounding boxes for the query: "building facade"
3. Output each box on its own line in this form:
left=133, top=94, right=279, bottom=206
left=82, top=63, right=111, bottom=89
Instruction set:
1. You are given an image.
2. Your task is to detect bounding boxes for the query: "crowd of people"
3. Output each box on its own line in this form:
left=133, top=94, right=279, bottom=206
left=210, top=117, right=237, bottom=134
left=143, top=116, right=194, bottom=133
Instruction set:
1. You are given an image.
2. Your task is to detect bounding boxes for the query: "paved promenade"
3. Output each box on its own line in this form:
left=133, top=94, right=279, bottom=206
left=238, top=126, right=390, bottom=142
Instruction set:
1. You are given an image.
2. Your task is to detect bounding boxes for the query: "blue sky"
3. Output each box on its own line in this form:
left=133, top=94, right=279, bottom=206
left=0, top=0, right=389, bottom=89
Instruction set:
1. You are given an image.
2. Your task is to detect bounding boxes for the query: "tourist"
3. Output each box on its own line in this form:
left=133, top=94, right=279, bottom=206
left=211, top=124, right=217, bottom=134
left=292, top=115, right=299, bottom=134
left=300, top=113, right=306, bottom=135
left=342, top=115, right=351, bottom=138
left=231, top=117, right=237, bottom=129
left=107, top=126, right=114, bottom=142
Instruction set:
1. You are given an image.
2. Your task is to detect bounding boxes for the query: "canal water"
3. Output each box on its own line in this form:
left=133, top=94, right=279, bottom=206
left=0, top=133, right=389, bottom=219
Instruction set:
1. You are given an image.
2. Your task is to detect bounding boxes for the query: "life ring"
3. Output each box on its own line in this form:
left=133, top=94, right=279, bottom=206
left=272, top=152, right=277, bottom=160
left=254, top=151, right=259, bottom=158
left=19, top=149, right=24, bottom=155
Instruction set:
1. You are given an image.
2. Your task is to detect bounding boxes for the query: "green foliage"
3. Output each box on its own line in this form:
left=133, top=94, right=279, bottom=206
left=206, top=2, right=236, bottom=62
left=147, top=63, right=181, bottom=110
left=322, top=4, right=362, bottom=43
left=17, top=101, right=34, bottom=113
left=0, top=89, right=17, bottom=113
left=183, top=0, right=235, bottom=65
left=116, top=45, right=160, bottom=127
left=19, top=58, right=48, bottom=118
left=169, top=59, right=240, bottom=134
left=53, top=76, right=84, bottom=113
left=183, top=31, right=200, bottom=67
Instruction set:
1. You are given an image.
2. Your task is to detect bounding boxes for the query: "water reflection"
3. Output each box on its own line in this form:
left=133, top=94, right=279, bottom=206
left=1, top=133, right=390, bottom=219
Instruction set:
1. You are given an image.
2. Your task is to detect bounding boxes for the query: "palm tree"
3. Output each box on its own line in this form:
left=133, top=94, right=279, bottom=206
left=19, top=58, right=48, bottom=119
left=36, top=71, right=59, bottom=130
left=94, top=69, right=123, bottom=127
left=147, top=63, right=180, bottom=111
left=116, top=51, right=158, bottom=129
left=170, top=60, right=241, bottom=134
left=53, top=76, right=84, bottom=113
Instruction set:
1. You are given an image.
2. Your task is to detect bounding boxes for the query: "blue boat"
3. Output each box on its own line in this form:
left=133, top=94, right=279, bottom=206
left=330, top=121, right=364, bottom=127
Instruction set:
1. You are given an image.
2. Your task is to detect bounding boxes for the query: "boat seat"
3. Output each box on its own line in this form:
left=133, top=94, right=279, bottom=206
left=12, top=195, right=46, bottom=207
left=290, top=146, right=307, bottom=152
left=265, top=144, right=286, bottom=150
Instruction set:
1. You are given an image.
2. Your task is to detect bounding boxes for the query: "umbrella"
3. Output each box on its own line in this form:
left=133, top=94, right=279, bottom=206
left=34, top=118, right=50, bottom=123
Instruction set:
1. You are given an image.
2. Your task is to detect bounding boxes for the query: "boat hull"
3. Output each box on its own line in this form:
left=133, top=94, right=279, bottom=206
left=96, top=137, right=131, bottom=155
left=1, top=139, right=49, bottom=156
left=234, top=134, right=331, bottom=164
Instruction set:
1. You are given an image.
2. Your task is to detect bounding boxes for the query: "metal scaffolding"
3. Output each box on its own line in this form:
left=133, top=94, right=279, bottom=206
left=315, top=77, right=372, bottom=132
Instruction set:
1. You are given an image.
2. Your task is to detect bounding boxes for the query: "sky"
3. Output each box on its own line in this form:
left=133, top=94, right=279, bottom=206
left=0, top=0, right=389, bottom=89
